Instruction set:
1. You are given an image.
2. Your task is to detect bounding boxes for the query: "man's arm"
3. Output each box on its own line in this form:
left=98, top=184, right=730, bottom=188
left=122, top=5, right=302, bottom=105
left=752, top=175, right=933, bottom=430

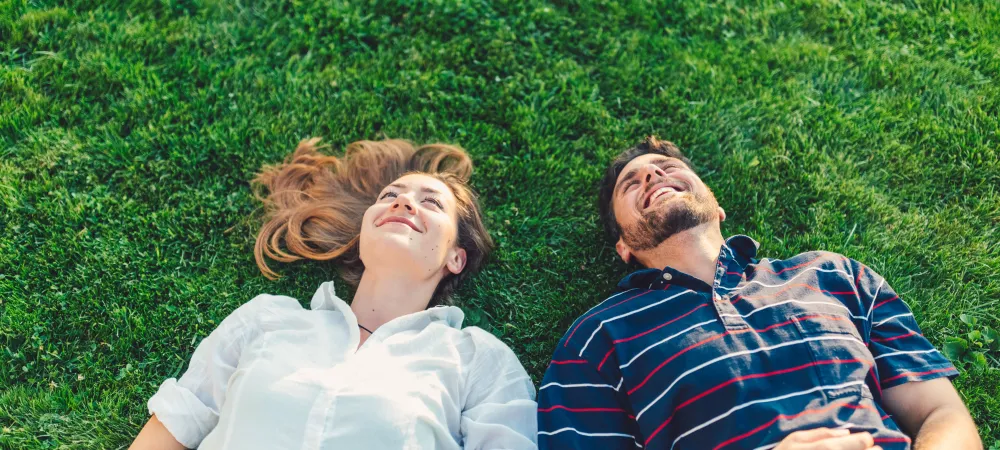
left=846, top=259, right=979, bottom=448
left=880, top=378, right=981, bottom=450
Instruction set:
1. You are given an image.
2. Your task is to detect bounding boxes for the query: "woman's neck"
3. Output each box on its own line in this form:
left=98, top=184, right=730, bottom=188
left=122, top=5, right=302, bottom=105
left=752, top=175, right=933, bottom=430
left=350, top=267, right=438, bottom=344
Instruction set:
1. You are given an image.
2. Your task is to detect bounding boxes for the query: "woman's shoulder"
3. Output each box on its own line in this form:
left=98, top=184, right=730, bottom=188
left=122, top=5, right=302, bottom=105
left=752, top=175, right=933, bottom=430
left=237, top=293, right=303, bottom=316
left=459, top=327, right=523, bottom=368
left=219, top=293, right=306, bottom=331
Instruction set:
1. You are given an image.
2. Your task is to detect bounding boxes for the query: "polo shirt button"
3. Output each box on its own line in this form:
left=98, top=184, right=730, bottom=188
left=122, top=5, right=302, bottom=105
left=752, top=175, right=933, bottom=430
left=662, top=273, right=673, bottom=281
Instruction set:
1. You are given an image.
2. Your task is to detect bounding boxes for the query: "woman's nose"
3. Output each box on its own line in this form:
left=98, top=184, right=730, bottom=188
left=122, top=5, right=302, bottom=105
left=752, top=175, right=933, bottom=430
left=391, top=197, right=416, bottom=213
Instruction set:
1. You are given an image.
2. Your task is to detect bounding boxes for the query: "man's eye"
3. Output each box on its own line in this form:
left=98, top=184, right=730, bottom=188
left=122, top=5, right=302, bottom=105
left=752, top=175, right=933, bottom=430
left=379, top=192, right=397, bottom=200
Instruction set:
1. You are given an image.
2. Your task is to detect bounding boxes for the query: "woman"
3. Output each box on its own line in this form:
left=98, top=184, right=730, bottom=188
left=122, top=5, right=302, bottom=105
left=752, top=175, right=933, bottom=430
left=130, top=138, right=537, bottom=449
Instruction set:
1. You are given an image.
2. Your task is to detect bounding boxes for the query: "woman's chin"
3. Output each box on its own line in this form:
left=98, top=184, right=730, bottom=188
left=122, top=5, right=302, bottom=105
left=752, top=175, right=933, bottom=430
left=362, top=237, right=441, bottom=271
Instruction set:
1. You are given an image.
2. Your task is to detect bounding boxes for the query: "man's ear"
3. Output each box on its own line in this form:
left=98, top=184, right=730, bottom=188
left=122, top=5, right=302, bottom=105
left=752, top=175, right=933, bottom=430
left=719, top=206, right=727, bottom=222
left=446, top=247, right=467, bottom=275
left=615, top=238, right=633, bottom=264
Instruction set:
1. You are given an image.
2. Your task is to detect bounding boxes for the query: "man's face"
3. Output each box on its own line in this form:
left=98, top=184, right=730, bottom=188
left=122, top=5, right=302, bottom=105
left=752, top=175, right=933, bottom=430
left=611, top=153, right=723, bottom=259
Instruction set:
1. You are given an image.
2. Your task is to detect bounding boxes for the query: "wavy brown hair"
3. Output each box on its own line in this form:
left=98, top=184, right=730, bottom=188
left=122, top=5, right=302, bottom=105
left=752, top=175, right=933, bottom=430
left=252, top=137, right=493, bottom=307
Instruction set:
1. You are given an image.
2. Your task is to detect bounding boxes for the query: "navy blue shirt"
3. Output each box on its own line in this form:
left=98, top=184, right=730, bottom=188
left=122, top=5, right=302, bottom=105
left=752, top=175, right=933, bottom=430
left=538, top=235, right=958, bottom=450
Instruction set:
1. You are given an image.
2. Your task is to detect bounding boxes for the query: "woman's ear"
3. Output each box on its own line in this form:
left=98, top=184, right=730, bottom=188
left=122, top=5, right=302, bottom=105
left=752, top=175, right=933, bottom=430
left=446, top=247, right=467, bottom=275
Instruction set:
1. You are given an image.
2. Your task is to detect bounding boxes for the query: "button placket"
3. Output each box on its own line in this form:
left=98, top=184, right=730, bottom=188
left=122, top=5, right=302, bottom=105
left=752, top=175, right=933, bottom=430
left=712, top=258, right=748, bottom=330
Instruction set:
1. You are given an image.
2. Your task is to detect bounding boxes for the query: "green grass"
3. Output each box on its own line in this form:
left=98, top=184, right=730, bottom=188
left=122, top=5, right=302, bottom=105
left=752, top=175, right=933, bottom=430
left=2, top=0, right=999, bottom=447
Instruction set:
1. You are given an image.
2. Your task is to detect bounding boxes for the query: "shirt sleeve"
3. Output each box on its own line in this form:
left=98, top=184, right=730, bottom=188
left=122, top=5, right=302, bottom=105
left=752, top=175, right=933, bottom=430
left=460, top=327, right=538, bottom=450
left=853, top=260, right=960, bottom=389
left=537, top=341, right=641, bottom=450
left=146, top=294, right=287, bottom=448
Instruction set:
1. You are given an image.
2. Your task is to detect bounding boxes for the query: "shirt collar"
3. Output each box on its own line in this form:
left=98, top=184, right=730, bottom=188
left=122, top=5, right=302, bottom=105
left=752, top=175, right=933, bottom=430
left=616, top=235, right=760, bottom=290
left=310, top=281, right=465, bottom=330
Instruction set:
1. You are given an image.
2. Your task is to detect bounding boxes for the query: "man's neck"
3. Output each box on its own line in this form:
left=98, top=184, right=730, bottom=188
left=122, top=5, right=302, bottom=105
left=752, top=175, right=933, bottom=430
left=350, top=268, right=439, bottom=333
left=635, top=224, right=726, bottom=287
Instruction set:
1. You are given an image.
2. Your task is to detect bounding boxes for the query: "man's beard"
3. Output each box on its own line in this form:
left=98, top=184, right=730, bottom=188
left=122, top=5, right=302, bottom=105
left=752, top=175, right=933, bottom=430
left=621, top=190, right=720, bottom=252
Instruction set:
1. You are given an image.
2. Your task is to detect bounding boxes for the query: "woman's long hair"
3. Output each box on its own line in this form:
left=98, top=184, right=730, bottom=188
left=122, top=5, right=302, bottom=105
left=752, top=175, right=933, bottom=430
left=252, top=138, right=493, bottom=306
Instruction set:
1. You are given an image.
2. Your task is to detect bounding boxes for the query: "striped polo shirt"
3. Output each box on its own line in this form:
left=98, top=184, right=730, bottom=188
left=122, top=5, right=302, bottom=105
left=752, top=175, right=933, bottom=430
left=537, top=235, right=958, bottom=450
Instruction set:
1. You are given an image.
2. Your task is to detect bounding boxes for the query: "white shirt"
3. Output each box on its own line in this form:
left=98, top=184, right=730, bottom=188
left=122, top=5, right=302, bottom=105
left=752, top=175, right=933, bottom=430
left=148, top=282, right=538, bottom=449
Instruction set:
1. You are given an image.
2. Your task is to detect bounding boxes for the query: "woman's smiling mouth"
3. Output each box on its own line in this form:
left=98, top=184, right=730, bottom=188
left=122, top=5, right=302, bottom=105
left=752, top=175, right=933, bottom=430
left=376, top=215, right=423, bottom=232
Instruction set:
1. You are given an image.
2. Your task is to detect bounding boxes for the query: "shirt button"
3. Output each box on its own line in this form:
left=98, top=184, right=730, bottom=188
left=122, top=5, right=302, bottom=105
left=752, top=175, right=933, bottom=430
left=714, top=293, right=723, bottom=302
left=662, top=273, right=673, bottom=281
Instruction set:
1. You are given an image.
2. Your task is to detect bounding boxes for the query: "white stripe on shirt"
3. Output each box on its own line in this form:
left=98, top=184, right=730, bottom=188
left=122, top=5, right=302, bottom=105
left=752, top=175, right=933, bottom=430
left=873, top=348, right=940, bottom=361
left=716, top=267, right=853, bottom=292
left=579, top=290, right=693, bottom=355
left=539, top=427, right=644, bottom=448
left=866, top=278, right=886, bottom=321
left=539, top=382, right=617, bottom=390
left=669, top=381, right=867, bottom=450
left=620, top=319, right=718, bottom=369
left=635, top=335, right=867, bottom=419
left=873, top=312, right=913, bottom=327
left=721, top=298, right=867, bottom=321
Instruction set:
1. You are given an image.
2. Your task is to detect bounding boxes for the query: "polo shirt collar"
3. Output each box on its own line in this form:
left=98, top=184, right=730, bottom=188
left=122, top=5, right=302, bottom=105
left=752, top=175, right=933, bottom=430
left=617, top=235, right=760, bottom=291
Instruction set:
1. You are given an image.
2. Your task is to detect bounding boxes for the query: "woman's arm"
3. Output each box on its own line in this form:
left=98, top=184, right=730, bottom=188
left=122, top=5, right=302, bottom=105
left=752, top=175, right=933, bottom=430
left=135, top=294, right=293, bottom=448
left=461, top=328, right=538, bottom=450
left=129, top=415, right=187, bottom=450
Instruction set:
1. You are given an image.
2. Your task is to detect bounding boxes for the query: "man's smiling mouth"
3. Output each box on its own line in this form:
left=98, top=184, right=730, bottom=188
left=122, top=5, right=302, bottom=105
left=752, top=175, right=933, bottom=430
left=643, top=183, right=686, bottom=210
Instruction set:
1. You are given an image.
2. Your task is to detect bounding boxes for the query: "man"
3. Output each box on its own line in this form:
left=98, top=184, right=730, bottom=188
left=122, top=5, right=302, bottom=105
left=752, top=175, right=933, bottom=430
left=537, top=137, right=981, bottom=450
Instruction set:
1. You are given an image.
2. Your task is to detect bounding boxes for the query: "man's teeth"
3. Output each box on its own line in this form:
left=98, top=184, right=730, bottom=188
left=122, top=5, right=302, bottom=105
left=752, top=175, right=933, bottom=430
left=651, top=187, right=677, bottom=201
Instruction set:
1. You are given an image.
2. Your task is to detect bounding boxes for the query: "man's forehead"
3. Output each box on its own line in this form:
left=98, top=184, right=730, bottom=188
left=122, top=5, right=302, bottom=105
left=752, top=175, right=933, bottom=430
left=615, top=154, right=679, bottom=185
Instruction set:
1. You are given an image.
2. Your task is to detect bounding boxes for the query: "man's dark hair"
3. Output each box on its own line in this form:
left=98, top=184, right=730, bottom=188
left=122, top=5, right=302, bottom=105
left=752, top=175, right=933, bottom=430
left=598, top=136, right=696, bottom=243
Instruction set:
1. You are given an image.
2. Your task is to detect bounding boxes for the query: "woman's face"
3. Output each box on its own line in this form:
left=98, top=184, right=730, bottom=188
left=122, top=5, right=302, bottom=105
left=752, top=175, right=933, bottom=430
left=359, top=173, right=467, bottom=280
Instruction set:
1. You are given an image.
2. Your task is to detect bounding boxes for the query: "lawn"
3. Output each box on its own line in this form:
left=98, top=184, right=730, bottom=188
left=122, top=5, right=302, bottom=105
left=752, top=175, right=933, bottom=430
left=2, top=0, right=999, bottom=447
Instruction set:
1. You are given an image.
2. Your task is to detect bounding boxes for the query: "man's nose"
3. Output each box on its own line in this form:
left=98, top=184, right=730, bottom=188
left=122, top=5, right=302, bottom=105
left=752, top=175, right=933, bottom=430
left=641, top=164, right=667, bottom=184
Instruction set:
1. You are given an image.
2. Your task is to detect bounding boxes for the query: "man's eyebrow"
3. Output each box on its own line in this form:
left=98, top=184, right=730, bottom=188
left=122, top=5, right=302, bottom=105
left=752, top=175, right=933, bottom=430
left=617, top=168, right=640, bottom=195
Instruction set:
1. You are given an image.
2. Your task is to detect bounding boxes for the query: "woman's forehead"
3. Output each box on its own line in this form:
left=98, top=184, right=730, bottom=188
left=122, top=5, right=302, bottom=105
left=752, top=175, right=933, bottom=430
left=390, top=174, right=455, bottom=200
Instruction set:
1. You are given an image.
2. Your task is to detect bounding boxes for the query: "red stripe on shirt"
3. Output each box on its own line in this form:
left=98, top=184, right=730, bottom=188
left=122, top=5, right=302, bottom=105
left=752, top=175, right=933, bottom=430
left=881, top=367, right=954, bottom=384
left=871, top=331, right=919, bottom=343
left=732, top=283, right=856, bottom=304
left=711, top=402, right=878, bottom=450
left=872, top=295, right=900, bottom=310
left=628, top=314, right=850, bottom=396
left=869, top=367, right=883, bottom=397
left=550, top=359, right=588, bottom=365
left=565, top=291, right=650, bottom=346
left=642, top=358, right=870, bottom=445
left=597, top=303, right=711, bottom=370
left=875, top=437, right=912, bottom=444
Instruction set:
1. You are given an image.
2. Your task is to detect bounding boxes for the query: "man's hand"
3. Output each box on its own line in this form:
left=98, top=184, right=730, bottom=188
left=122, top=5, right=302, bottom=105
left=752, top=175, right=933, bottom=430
left=775, top=428, right=882, bottom=450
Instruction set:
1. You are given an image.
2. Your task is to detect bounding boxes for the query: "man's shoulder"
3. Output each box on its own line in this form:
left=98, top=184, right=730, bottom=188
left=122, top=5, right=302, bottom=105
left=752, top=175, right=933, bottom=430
left=754, top=249, right=856, bottom=276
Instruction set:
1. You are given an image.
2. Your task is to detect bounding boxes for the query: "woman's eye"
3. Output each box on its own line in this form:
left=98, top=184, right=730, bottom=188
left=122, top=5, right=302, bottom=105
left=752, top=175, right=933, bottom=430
left=424, top=198, right=443, bottom=208
left=379, top=192, right=397, bottom=200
